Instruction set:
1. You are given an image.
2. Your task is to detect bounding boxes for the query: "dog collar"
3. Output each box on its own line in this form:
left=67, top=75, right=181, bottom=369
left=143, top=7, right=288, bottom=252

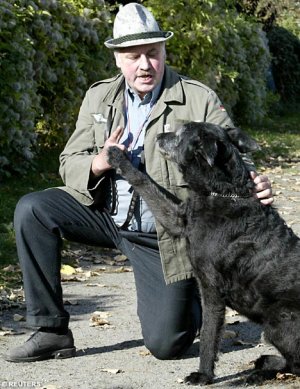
left=209, top=192, right=251, bottom=199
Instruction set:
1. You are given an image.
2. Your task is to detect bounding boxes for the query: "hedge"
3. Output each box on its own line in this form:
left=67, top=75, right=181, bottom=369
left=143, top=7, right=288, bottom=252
left=1, top=0, right=298, bottom=178
left=144, top=0, right=271, bottom=125
left=0, top=0, right=114, bottom=178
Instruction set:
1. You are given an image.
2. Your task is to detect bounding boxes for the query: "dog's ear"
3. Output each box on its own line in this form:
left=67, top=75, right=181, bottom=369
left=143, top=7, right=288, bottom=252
left=226, top=127, right=260, bottom=153
left=190, top=135, right=218, bottom=167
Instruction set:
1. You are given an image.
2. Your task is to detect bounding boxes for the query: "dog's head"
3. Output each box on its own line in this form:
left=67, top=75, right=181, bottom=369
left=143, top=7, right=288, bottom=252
left=157, top=122, right=260, bottom=192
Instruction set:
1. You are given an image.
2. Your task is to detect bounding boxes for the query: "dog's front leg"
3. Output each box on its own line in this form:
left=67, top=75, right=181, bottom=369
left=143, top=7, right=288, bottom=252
left=107, top=146, right=186, bottom=236
left=185, top=279, right=225, bottom=385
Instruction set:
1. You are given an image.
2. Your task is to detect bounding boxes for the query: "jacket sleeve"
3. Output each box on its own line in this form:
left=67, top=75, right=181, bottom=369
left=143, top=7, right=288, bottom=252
left=205, top=90, right=235, bottom=128
left=59, top=90, right=97, bottom=200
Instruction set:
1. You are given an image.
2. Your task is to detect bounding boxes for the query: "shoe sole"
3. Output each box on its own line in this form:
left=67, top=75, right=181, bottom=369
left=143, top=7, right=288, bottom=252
left=5, top=347, right=76, bottom=363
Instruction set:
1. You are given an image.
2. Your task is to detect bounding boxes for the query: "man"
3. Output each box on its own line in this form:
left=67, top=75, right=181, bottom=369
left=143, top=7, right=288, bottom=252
left=6, top=3, right=273, bottom=362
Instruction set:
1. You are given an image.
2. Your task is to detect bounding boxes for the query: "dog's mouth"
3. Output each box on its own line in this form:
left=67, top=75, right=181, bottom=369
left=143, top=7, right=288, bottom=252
left=156, top=133, right=177, bottom=161
left=157, top=147, right=172, bottom=160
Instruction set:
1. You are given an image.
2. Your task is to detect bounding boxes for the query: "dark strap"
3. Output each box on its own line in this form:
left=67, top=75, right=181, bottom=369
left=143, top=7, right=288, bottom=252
left=104, top=105, right=143, bottom=227
left=119, top=190, right=139, bottom=230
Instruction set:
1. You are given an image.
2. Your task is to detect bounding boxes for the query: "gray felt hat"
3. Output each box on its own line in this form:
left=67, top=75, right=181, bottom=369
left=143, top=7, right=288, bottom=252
left=104, top=3, right=173, bottom=49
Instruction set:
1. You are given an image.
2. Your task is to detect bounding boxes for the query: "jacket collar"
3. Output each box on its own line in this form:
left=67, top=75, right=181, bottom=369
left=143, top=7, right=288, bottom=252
left=160, top=65, right=184, bottom=105
left=102, top=66, right=184, bottom=108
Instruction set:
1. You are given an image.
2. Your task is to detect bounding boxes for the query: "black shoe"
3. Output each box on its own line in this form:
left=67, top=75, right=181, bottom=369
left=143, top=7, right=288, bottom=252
left=5, top=329, right=76, bottom=362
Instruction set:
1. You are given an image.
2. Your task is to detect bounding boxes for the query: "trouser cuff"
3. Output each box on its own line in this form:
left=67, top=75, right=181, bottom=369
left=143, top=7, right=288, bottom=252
left=26, top=314, right=69, bottom=329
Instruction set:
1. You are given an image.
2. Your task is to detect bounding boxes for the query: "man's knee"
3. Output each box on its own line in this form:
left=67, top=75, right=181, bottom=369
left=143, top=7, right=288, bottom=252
left=14, top=190, right=58, bottom=231
left=144, top=332, right=195, bottom=360
left=14, top=192, right=41, bottom=227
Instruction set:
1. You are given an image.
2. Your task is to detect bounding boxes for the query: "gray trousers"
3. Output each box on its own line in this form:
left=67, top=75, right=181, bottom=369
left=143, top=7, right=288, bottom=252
left=14, top=188, right=201, bottom=359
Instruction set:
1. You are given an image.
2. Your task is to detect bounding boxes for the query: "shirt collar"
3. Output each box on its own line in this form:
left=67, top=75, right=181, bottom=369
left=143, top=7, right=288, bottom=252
left=125, top=80, right=162, bottom=107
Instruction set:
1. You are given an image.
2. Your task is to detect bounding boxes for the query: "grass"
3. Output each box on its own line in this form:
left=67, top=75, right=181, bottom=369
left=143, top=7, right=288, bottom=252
left=0, top=106, right=299, bottom=288
left=246, top=107, right=300, bottom=170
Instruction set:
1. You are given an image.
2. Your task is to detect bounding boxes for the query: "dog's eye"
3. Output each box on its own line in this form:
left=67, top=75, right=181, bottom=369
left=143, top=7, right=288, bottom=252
left=174, top=138, right=180, bottom=147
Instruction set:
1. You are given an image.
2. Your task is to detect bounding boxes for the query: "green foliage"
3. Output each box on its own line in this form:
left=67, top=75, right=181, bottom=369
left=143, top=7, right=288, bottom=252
left=0, top=0, right=115, bottom=178
left=0, top=1, right=39, bottom=177
left=276, top=0, right=300, bottom=39
left=266, top=1, right=300, bottom=104
left=144, top=0, right=271, bottom=125
left=234, top=0, right=300, bottom=104
left=1, top=0, right=299, bottom=179
left=267, top=26, right=300, bottom=103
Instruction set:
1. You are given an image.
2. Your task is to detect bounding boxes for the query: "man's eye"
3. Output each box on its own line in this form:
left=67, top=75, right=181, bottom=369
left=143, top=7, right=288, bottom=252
left=128, top=55, right=139, bottom=60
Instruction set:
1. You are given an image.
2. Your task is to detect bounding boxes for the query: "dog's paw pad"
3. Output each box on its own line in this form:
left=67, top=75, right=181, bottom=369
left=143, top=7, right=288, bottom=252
left=184, top=372, right=213, bottom=385
left=246, top=369, right=277, bottom=385
left=107, top=146, right=125, bottom=168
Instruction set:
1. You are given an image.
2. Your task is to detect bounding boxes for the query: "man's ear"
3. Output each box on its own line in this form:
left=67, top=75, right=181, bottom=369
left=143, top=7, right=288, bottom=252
left=114, top=51, right=121, bottom=69
left=226, top=127, right=261, bottom=153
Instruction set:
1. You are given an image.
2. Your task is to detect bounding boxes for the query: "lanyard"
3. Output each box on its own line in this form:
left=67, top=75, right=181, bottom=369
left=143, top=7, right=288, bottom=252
left=125, top=92, right=154, bottom=152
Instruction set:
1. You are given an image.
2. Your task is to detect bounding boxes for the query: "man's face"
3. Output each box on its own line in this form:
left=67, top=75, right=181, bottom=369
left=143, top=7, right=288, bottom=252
left=114, top=43, right=166, bottom=98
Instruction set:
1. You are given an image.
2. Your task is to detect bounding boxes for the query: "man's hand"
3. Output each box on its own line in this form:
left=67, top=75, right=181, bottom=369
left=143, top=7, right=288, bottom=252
left=91, top=126, right=125, bottom=177
left=250, top=171, right=273, bottom=205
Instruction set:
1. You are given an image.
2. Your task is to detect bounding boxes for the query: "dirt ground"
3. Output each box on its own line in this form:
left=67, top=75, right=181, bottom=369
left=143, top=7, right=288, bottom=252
left=1, top=163, right=300, bottom=389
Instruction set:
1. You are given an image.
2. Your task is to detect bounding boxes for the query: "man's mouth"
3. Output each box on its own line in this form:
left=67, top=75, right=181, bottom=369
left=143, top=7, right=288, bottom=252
left=138, top=74, right=153, bottom=81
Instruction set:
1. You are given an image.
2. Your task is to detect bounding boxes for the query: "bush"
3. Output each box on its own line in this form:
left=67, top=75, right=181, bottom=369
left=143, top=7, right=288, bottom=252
left=267, top=26, right=300, bottom=103
left=0, top=1, right=39, bottom=176
left=144, top=0, right=271, bottom=125
left=0, top=0, right=114, bottom=178
left=28, top=0, right=115, bottom=147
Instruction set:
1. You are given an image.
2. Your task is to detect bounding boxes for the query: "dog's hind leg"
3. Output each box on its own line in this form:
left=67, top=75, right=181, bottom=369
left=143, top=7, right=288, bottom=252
left=247, top=311, right=300, bottom=384
left=184, top=279, right=225, bottom=385
left=246, top=355, right=287, bottom=384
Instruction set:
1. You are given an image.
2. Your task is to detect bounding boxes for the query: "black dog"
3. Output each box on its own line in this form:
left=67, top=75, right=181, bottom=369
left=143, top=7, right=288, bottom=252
left=107, top=122, right=300, bottom=385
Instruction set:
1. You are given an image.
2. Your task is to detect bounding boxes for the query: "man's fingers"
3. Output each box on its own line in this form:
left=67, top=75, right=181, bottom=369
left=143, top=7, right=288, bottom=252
left=249, top=171, right=274, bottom=205
left=109, top=126, right=124, bottom=143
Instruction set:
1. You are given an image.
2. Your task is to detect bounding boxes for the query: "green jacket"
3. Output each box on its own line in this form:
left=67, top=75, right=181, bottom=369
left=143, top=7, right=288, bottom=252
left=59, top=65, right=234, bottom=284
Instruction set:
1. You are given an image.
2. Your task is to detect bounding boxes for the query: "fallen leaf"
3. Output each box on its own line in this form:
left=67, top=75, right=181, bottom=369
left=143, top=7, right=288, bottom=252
left=64, top=300, right=79, bottom=305
left=0, top=327, right=25, bottom=336
left=0, top=330, right=14, bottom=336
left=90, top=311, right=112, bottom=327
left=139, top=349, right=152, bottom=357
left=288, top=197, right=300, bottom=202
left=233, top=339, right=255, bottom=347
left=110, top=266, right=132, bottom=273
left=114, top=254, right=128, bottom=262
left=60, top=264, right=76, bottom=275
left=276, top=372, right=296, bottom=381
left=13, top=313, right=25, bottom=322
left=223, top=329, right=238, bottom=339
left=100, top=368, right=123, bottom=374
left=3, top=265, right=16, bottom=272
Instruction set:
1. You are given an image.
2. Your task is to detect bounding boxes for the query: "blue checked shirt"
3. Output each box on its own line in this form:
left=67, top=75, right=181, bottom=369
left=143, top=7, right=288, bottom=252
left=111, top=82, right=162, bottom=232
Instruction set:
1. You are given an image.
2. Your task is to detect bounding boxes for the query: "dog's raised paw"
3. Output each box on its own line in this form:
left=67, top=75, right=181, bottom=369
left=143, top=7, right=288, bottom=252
left=107, top=146, right=126, bottom=168
left=184, top=372, right=213, bottom=385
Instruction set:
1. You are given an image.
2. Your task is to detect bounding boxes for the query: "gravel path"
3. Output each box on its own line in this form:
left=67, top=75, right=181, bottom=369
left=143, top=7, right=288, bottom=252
left=1, top=163, right=300, bottom=389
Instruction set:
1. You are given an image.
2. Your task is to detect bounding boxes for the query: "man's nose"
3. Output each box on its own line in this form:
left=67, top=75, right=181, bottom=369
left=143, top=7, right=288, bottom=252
left=139, top=54, right=150, bottom=70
